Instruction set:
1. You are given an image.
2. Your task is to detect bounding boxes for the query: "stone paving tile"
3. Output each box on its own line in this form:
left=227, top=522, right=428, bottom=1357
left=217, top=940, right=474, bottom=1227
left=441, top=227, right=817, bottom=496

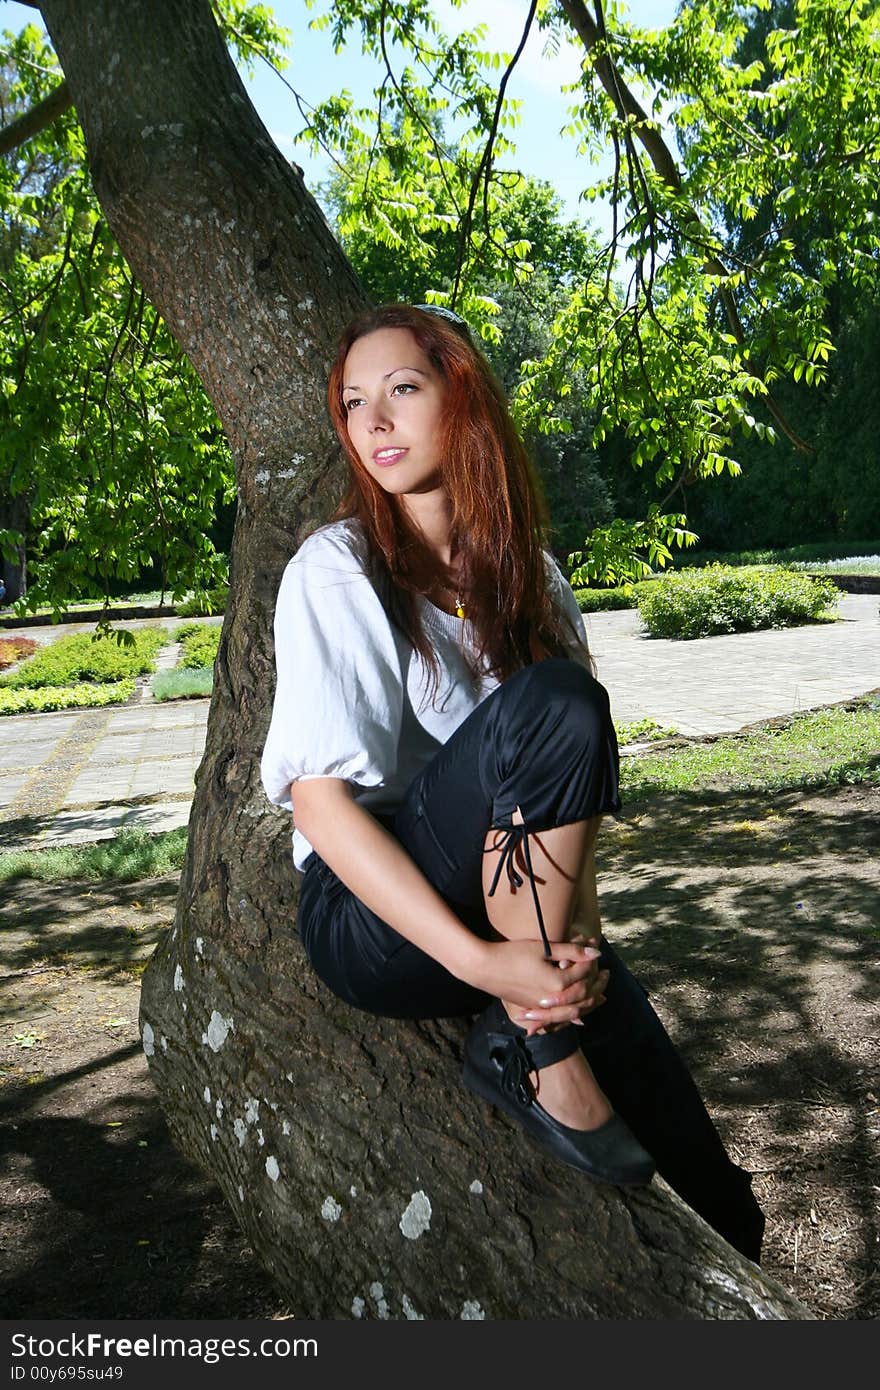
left=0, top=772, right=29, bottom=800
left=0, top=741, right=58, bottom=771
left=62, top=772, right=135, bottom=807
left=0, top=597, right=876, bottom=849
left=8, top=715, right=79, bottom=746
left=88, top=734, right=146, bottom=763
left=45, top=805, right=132, bottom=844
left=119, top=800, right=192, bottom=836
left=45, top=798, right=192, bottom=846
left=586, top=593, right=879, bottom=736
left=129, top=762, right=195, bottom=798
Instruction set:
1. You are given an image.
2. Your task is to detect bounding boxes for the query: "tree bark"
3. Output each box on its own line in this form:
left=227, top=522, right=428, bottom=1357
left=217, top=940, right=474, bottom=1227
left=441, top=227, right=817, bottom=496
left=37, top=0, right=812, bottom=1319
left=0, top=80, right=72, bottom=157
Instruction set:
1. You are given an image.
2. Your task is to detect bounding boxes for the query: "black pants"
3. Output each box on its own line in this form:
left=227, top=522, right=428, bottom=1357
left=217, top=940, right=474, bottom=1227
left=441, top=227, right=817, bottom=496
left=298, top=659, right=765, bottom=1261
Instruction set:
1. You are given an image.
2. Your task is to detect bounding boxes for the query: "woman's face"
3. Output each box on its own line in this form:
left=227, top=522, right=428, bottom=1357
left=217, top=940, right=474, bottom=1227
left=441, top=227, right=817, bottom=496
left=342, top=327, right=447, bottom=497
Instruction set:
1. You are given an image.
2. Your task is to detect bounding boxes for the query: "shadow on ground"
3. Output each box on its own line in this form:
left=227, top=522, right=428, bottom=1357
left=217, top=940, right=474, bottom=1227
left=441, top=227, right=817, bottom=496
left=597, top=782, right=879, bottom=1319
left=1, top=782, right=877, bottom=1319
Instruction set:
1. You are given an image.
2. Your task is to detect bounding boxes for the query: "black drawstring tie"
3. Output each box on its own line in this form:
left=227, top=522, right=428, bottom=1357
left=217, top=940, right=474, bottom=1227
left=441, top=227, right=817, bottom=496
left=484, top=822, right=552, bottom=959
left=487, top=1030, right=534, bottom=1106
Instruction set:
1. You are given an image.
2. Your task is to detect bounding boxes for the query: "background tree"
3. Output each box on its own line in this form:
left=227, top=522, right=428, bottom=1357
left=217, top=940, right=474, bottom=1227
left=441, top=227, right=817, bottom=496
left=0, top=6, right=289, bottom=611
left=5, top=1, right=876, bottom=610
left=14, top=0, right=816, bottom=1317
left=298, top=0, right=879, bottom=579
left=680, top=0, right=880, bottom=549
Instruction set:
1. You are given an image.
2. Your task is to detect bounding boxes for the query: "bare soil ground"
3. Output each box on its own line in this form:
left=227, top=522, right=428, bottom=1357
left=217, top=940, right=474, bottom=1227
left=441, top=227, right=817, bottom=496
left=1, top=782, right=877, bottom=1320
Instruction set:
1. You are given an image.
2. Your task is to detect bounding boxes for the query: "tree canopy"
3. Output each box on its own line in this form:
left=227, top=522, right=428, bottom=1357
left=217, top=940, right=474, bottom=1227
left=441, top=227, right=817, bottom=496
left=1, top=0, right=878, bottom=608
left=0, top=4, right=290, bottom=609
left=298, top=0, right=880, bottom=577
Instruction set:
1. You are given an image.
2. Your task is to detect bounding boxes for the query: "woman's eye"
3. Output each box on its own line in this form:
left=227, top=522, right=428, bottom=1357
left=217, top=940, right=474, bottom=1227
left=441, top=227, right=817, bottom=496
left=344, top=397, right=363, bottom=411
left=391, top=382, right=415, bottom=396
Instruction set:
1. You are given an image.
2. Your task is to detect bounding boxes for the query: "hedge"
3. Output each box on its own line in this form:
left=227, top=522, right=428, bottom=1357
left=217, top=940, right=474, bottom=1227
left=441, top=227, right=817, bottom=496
left=0, top=680, right=135, bottom=715
left=176, top=583, right=228, bottom=618
left=174, top=622, right=221, bottom=669
left=673, top=540, right=880, bottom=570
left=572, top=580, right=658, bottom=613
left=0, top=627, right=168, bottom=689
left=636, top=565, right=840, bottom=640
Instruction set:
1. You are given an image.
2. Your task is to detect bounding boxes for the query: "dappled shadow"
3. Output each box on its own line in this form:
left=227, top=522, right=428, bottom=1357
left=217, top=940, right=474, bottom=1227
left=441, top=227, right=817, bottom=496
left=1, top=1096, right=282, bottom=1318
left=598, top=783, right=879, bottom=1317
left=1, top=781, right=876, bottom=1317
left=0, top=876, right=178, bottom=983
left=0, top=1042, right=143, bottom=1118
left=0, top=813, right=58, bottom=851
left=0, top=801, right=191, bottom=854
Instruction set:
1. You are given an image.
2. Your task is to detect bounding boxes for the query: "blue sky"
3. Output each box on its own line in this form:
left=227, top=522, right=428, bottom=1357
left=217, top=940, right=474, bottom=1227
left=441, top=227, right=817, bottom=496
left=3, top=0, right=678, bottom=234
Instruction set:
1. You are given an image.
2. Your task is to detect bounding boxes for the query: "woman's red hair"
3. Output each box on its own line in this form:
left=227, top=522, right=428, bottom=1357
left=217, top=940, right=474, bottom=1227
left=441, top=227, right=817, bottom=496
left=326, top=304, right=589, bottom=688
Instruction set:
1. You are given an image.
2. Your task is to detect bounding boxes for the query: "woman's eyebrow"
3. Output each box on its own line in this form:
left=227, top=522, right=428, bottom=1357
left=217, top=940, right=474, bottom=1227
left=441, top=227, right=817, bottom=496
left=343, top=366, right=429, bottom=391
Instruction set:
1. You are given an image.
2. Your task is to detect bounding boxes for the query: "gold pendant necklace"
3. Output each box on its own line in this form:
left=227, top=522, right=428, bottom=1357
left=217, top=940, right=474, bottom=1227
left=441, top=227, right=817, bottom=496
left=455, top=594, right=466, bottom=619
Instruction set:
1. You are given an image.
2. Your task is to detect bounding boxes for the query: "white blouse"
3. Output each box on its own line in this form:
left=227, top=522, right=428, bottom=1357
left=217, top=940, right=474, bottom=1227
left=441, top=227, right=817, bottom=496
left=260, top=517, right=588, bottom=870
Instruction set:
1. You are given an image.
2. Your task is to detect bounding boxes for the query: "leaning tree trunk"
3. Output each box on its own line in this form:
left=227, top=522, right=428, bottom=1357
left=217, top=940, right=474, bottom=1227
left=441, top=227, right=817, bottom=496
left=39, top=0, right=811, bottom=1319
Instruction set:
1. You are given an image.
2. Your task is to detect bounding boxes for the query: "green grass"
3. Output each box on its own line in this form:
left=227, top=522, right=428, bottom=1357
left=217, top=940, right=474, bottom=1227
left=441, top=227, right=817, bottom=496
left=0, top=827, right=189, bottom=883
left=793, top=555, right=880, bottom=576
left=616, top=717, right=677, bottom=746
left=676, top=540, right=880, bottom=570
left=0, top=680, right=135, bottom=715
left=621, top=700, right=880, bottom=798
left=0, top=627, right=168, bottom=689
left=152, top=667, right=213, bottom=701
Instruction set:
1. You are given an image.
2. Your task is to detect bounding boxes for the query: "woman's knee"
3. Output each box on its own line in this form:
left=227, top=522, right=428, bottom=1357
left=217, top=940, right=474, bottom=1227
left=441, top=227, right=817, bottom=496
left=483, top=657, right=620, bottom=828
left=500, top=657, right=614, bottom=749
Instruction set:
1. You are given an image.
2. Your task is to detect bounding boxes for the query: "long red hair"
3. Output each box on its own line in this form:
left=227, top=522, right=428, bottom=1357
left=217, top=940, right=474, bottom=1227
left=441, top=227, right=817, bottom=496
left=326, top=304, right=588, bottom=688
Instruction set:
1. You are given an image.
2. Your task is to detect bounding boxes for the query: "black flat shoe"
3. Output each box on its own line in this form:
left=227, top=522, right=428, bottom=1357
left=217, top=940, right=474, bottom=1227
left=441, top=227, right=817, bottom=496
left=463, top=999, right=656, bottom=1187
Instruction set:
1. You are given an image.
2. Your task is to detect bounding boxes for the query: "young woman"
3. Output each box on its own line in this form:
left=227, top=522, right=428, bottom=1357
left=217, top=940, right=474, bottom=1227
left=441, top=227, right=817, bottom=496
left=261, top=304, right=765, bottom=1257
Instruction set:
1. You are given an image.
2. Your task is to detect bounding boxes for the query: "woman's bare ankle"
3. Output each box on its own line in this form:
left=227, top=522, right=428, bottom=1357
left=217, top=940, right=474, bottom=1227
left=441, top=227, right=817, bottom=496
left=535, top=1051, right=613, bottom=1130
left=498, top=999, right=613, bottom=1129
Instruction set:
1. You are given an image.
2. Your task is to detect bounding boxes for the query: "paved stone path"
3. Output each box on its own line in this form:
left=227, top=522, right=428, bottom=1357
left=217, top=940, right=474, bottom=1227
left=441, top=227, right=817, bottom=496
left=0, top=596, right=876, bottom=851
left=586, top=592, right=880, bottom=735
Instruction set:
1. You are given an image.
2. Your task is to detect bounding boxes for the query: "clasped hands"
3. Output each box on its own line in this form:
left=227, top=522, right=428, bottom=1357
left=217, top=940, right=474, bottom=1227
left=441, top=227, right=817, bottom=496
left=471, top=934, right=609, bottom=1037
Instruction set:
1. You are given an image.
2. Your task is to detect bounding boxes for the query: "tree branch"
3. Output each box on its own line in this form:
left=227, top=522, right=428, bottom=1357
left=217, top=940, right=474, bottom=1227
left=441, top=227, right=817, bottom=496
left=0, top=79, right=73, bottom=157
left=450, top=0, right=539, bottom=305
left=558, top=0, right=816, bottom=455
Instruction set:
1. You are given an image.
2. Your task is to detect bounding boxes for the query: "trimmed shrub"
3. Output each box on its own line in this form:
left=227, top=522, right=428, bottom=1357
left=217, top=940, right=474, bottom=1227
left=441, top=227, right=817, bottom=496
left=636, top=565, right=840, bottom=639
left=0, top=627, right=167, bottom=689
left=174, top=622, right=221, bottom=670
left=0, top=680, right=135, bottom=715
left=176, top=583, right=228, bottom=617
left=153, top=667, right=213, bottom=701
left=573, top=588, right=635, bottom=613
left=573, top=580, right=657, bottom=613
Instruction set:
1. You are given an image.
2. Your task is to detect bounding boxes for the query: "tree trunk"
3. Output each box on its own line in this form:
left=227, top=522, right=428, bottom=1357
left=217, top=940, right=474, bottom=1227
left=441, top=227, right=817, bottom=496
left=38, top=0, right=812, bottom=1319
left=0, top=489, right=29, bottom=601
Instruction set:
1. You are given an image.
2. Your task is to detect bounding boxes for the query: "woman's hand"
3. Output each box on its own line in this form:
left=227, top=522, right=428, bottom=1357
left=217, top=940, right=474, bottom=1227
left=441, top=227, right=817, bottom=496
left=468, top=936, right=607, bottom=1031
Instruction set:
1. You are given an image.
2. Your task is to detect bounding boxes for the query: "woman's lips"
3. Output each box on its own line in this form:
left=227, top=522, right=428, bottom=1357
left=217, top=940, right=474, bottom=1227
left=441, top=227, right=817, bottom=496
left=372, top=447, right=408, bottom=467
